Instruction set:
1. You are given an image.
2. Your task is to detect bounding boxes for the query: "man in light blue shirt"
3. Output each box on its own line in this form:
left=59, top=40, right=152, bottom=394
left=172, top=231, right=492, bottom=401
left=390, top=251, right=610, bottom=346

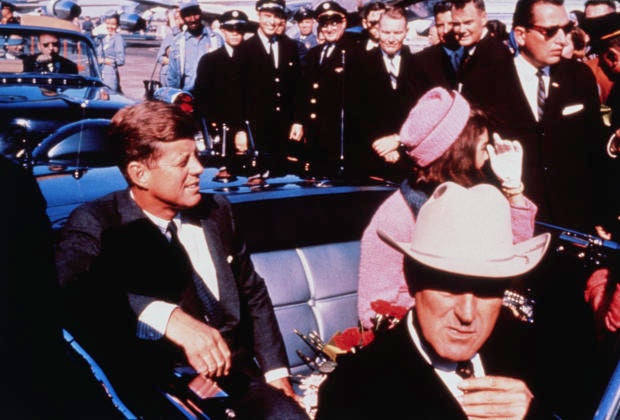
left=167, top=0, right=223, bottom=90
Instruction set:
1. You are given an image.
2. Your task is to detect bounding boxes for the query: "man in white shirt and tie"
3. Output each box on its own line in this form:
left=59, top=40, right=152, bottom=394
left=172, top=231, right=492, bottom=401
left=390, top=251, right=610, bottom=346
left=56, top=101, right=308, bottom=419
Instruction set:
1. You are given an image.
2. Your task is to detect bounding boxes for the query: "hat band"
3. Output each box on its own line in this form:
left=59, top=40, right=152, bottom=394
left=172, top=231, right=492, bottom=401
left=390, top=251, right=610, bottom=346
left=223, top=19, right=247, bottom=25
left=258, top=2, right=285, bottom=10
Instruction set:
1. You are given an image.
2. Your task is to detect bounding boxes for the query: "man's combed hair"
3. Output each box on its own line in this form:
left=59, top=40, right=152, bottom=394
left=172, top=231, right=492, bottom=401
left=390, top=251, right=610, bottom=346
left=451, top=0, right=486, bottom=12
left=584, top=0, right=616, bottom=11
left=382, top=6, right=407, bottom=21
left=513, top=0, right=564, bottom=28
left=108, top=100, right=199, bottom=179
left=433, top=1, right=453, bottom=17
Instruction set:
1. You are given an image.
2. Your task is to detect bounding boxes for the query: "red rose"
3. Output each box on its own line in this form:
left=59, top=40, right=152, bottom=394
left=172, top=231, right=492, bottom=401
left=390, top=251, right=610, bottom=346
left=333, top=327, right=375, bottom=351
left=370, top=299, right=393, bottom=316
left=388, top=305, right=408, bottom=320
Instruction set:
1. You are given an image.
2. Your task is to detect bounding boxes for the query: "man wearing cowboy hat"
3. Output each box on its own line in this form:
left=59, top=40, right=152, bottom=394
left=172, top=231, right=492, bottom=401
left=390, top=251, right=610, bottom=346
left=317, top=182, right=561, bottom=419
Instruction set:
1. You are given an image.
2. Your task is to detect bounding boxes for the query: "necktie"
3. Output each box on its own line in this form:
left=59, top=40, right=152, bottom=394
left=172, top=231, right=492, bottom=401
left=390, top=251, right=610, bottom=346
left=268, top=36, right=276, bottom=68
left=319, top=42, right=333, bottom=65
left=167, top=222, right=225, bottom=328
left=536, top=69, right=546, bottom=121
left=456, top=360, right=474, bottom=379
left=449, top=49, right=461, bottom=72
left=387, top=56, right=398, bottom=90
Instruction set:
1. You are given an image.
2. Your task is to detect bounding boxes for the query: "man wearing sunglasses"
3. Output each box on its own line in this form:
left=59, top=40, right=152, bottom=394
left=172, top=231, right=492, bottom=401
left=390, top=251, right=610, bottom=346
left=23, top=33, right=78, bottom=74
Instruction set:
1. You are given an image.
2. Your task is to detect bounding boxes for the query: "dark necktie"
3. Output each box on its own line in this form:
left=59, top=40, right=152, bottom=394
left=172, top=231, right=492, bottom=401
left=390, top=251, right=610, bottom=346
left=167, top=221, right=225, bottom=328
left=268, top=36, right=276, bottom=68
left=319, top=42, right=334, bottom=65
left=449, top=48, right=462, bottom=72
left=536, top=69, right=546, bottom=121
left=456, top=360, right=474, bottom=379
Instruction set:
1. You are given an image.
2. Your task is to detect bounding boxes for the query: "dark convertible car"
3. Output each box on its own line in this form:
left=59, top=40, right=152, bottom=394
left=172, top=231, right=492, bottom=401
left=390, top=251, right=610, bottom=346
left=0, top=15, right=135, bottom=159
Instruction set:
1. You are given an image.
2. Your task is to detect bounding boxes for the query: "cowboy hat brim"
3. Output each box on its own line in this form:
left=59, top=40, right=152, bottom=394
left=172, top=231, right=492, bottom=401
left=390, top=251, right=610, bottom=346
left=378, top=230, right=551, bottom=279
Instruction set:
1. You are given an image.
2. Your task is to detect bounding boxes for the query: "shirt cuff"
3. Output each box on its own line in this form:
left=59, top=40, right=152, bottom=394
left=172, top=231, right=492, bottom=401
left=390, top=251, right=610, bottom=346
left=264, top=367, right=290, bottom=383
left=137, top=301, right=178, bottom=340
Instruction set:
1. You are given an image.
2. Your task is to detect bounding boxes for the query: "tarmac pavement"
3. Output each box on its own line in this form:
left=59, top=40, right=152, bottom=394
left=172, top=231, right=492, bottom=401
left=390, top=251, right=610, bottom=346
left=119, top=39, right=161, bottom=102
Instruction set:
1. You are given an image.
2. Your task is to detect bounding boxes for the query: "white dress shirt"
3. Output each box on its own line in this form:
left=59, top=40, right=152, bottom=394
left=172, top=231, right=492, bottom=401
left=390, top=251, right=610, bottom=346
left=406, top=311, right=485, bottom=399
left=257, top=30, right=279, bottom=68
left=514, top=53, right=549, bottom=122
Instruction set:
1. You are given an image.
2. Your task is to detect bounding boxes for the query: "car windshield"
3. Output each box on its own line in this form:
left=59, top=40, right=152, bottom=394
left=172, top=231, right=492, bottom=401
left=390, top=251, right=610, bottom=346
left=0, top=27, right=99, bottom=78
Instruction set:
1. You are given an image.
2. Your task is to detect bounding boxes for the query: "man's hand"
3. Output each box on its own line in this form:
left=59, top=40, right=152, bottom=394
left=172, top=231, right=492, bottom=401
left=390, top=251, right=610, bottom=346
left=371, top=134, right=400, bottom=159
left=234, top=131, right=248, bottom=153
left=457, top=375, right=533, bottom=420
left=289, top=123, right=304, bottom=141
left=165, top=308, right=232, bottom=378
left=36, top=54, right=52, bottom=63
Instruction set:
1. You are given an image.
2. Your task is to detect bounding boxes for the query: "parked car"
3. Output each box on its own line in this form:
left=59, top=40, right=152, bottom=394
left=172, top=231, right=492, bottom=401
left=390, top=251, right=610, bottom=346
left=0, top=15, right=136, bottom=159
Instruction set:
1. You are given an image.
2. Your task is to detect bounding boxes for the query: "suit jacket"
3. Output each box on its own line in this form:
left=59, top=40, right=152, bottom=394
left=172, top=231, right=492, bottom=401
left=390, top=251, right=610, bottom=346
left=457, top=34, right=515, bottom=114
left=194, top=45, right=244, bottom=134
left=352, top=47, right=426, bottom=180
left=490, top=58, right=606, bottom=230
left=56, top=190, right=289, bottom=412
left=238, top=33, right=302, bottom=157
left=316, top=310, right=560, bottom=420
left=412, top=43, right=459, bottom=92
left=23, top=53, right=78, bottom=74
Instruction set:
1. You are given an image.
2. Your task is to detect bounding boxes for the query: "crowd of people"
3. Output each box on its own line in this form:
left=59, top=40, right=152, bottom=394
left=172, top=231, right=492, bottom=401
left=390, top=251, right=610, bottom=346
left=2, top=0, right=620, bottom=418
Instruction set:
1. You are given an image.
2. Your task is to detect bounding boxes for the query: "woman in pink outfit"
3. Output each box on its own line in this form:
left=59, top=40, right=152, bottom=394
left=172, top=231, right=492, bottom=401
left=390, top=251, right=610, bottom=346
left=358, top=87, right=538, bottom=328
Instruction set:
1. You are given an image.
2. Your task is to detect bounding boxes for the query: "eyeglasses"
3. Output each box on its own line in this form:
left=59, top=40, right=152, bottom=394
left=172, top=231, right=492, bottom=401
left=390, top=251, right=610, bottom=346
left=318, top=15, right=344, bottom=27
left=42, top=41, right=59, bottom=48
left=527, top=21, right=575, bottom=40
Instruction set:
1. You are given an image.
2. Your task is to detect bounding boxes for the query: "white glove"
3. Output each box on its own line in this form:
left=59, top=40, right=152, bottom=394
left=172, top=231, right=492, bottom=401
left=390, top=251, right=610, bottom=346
left=486, top=133, right=523, bottom=189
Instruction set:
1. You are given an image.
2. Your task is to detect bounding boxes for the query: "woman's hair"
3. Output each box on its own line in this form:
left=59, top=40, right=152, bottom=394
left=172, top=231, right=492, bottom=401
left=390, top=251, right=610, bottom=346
left=411, top=108, right=489, bottom=191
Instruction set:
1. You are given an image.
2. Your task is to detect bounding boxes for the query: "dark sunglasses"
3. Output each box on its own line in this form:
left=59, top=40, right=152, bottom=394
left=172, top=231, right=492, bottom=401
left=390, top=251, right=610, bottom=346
left=42, top=41, right=59, bottom=48
left=527, top=21, right=575, bottom=40
left=318, top=14, right=344, bottom=27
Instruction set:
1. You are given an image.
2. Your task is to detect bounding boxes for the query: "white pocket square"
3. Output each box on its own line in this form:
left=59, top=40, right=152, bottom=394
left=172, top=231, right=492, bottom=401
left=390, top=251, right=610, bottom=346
left=562, top=104, right=584, bottom=116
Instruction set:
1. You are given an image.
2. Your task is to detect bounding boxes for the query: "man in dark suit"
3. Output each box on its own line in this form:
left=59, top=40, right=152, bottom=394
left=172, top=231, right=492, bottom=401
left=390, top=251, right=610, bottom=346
left=300, top=0, right=362, bottom=178
left=23, top=33, right=78, bottom=74
left=352, top=6, right=426, bottom=181
left=449, top=0, right=515, bottom=114
left=237, top=0, right=304, bottom=175
left=194, top=10, right=250, bottom=156
left=55, top=101, right=308, bottom=419
left=413, top=1, right=463, bottom=91
left=316, top=182, right=559, bottom=419
left=358, top=1, right=386, bottom=53
left=494, top=0, right=605, bottom=231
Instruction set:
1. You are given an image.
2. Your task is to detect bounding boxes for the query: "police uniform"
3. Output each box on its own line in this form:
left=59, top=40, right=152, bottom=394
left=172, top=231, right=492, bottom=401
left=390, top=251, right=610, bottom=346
left=293, top=7, right=318, bottom=61
left=302, top=1, right=362, bottom=178
left=237, top=0, right=303, bottom=170
left=166, top=0, right=224, bottom=90
left=194, top=10, right=249, bottom=144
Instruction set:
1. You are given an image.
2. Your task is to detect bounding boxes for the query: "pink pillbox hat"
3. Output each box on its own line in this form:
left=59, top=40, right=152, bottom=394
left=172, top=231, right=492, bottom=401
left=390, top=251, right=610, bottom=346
left=399, top=87, right=470, bottom=168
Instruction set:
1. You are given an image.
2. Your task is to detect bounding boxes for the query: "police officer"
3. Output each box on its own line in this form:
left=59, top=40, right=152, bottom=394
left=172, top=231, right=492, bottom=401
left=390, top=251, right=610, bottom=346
left=301, top=1, right=362, bottom=178
left=166, top=0, right=223, bottom=90
left=293, top=7, right=318, bottom=61
left=194, top=10, right=250, bottom=155
left=237, top=0, right=304, bottom=175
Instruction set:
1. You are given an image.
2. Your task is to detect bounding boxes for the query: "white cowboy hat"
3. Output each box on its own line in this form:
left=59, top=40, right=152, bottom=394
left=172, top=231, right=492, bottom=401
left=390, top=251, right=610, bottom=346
left=378, top=182, right=551, bottom=279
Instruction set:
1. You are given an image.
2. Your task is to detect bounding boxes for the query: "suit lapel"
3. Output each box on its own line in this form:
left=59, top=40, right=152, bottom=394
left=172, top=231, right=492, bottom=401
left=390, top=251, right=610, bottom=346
left=198, top=216, right=240, bottom=323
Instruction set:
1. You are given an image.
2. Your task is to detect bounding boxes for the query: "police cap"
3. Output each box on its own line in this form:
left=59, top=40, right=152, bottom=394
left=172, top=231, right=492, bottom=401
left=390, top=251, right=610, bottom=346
left=582, top=13, right=620, bottom=53
left=294, top=6, right=313, bottom=22
left=256, top=0, right=286, bottom=16
left=314, top=1, right=347, bottom=19
left=221, top=10, right=249, bottom=31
